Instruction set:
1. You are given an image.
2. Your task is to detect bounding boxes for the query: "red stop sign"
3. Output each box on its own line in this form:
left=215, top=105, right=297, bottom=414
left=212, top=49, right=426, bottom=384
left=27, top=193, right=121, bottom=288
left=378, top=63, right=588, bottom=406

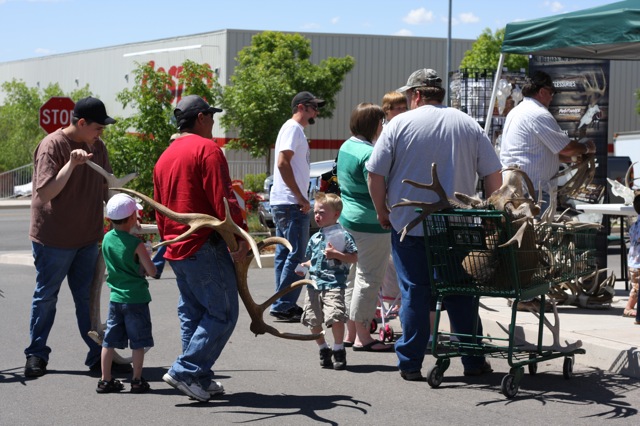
left=39, top=97, right=75, bottom=134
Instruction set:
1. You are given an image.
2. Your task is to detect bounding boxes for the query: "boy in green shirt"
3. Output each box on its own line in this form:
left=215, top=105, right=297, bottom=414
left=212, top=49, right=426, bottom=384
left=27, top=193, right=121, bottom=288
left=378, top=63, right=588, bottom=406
left=97, top=193, right=156, bottom=393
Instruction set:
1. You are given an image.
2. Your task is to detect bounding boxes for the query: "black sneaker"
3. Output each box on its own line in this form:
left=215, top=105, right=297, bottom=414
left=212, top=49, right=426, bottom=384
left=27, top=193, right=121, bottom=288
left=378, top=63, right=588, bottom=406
left=89, top=361, right=133, bottom=376
left=332, top=349, right=347, bottom=370
left=319, top=347, right=333, bottom=368
left=400, top=370, right=424, bottom=381
left=269, top=306, right=302, bottom=322
left=463, top=361, right=493, bottom=377
left=24, top=355, right=47, bottom=377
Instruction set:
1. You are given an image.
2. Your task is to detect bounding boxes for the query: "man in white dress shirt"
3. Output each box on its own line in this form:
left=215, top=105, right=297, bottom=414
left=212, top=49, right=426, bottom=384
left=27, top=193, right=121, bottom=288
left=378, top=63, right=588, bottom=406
left=500, top=70, right=595, bottom=213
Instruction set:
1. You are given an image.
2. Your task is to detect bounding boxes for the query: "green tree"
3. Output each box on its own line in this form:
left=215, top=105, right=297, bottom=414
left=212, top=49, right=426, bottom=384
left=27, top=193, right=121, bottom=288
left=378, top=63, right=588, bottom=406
left=220, top=31, right=355, bottom=171
left=104, top=62, right=175, bottom=198
left=0, top=79, right=92, bottom=172
left=460, top=28, right=528, bottom=73
left=105, top=60, right=219, bottom=198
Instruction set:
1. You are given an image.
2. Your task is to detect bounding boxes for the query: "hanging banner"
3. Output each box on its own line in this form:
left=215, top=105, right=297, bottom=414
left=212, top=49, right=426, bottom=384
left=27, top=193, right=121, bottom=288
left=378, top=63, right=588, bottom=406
left=530, top=56, right=610, bottom=267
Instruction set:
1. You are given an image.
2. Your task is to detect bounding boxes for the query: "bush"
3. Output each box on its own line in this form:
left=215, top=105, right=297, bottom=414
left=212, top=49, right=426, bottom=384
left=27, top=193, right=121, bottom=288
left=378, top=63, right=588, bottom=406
left=243, top=173, right=267, bottom=193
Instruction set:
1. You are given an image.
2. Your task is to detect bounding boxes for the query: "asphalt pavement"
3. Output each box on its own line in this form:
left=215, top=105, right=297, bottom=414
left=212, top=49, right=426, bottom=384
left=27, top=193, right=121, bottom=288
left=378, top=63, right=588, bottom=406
left=1, top=199, right=639, bottom=424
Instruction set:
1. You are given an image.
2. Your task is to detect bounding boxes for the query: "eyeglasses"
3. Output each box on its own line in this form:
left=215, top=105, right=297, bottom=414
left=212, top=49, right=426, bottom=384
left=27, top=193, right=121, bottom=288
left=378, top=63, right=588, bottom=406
left=544, top=86, right=556, bottom=96
left=305, top=104, right=319, bottom=112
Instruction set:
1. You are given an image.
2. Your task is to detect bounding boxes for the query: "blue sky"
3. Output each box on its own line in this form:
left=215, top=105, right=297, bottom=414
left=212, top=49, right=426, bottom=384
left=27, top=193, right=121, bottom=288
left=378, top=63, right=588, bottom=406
left=0, top=0, right=618, bottom=63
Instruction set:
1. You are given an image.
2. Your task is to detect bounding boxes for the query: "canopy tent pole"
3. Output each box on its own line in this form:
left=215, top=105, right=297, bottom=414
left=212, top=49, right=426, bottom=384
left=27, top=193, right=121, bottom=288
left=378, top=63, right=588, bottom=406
left=484, top=53, right=505, bottom=135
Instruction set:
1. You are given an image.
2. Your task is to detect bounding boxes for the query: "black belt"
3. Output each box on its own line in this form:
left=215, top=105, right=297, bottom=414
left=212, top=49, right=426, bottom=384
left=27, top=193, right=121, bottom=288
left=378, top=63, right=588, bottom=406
left=209, top=232, right=223, bottom=244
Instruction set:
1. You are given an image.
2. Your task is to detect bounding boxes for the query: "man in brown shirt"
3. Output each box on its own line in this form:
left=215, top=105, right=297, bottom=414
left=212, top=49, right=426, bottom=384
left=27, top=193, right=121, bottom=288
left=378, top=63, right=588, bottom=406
left=24, top=97, right=127, bottom=378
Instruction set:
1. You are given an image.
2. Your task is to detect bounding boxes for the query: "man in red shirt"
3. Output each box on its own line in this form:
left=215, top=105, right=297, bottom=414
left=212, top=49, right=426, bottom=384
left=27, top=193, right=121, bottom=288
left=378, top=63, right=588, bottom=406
left=154, top=95, right=249, bottom=402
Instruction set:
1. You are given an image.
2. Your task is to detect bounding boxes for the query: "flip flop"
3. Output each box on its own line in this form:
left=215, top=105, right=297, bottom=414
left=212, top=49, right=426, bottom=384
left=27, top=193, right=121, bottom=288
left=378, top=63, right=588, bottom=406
left=623, top=309, right=637, bottom=317
left=344, top=341, right=354, bottom=347
left=352, top=339, right=394, bottom=352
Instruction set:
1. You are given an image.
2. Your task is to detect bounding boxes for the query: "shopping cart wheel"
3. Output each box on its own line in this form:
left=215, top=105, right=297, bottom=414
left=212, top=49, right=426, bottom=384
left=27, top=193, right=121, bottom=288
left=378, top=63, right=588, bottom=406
left=379, top=324, right=394, bottom=343
left=563, top=355, right=574, bottom=380
left=427, top=365, right=444, bottom=388
left=369, top=319, right=377, bottom=334
left=528, top=354, right=538, bottom=375
left=501, top=374, right=519, bottom=399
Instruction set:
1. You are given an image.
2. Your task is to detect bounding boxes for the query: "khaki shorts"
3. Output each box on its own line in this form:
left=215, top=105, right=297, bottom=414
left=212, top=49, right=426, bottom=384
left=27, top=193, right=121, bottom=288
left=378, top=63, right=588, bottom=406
left=629, top=267, right=640, bottom=298
left=302, top=287, right=347, bottom=328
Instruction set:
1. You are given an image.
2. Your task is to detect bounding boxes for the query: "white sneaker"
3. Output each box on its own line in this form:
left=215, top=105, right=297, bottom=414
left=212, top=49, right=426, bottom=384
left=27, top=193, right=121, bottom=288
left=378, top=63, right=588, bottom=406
left=163, top=373, right=210, bottom=402
left=206, top=380, right=225, bottom=396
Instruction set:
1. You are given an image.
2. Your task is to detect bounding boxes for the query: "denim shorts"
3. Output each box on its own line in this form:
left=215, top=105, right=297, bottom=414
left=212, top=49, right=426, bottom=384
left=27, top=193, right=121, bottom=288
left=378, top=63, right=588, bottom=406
left=103, top=302, right=154, bottom=350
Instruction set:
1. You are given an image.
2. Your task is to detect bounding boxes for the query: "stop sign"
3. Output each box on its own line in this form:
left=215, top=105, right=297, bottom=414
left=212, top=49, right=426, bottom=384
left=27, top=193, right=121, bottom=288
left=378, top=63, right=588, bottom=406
left=39, top=97, right=75, bottom=134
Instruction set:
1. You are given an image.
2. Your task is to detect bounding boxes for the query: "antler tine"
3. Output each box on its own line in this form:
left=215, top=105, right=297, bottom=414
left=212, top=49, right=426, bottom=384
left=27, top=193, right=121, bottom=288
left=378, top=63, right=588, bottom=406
left=112, top=187, right=262, bottom=268
left=86, top=161, right=138, bottom=198
left=626, top=162, right=637, bottom=189
left=391, top=164, right=452, bottom=241
left=234, top=238, right=323, bottom=341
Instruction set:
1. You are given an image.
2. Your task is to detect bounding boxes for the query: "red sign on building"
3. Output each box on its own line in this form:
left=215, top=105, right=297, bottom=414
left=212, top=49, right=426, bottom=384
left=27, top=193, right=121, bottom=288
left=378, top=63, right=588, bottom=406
left=39, top=97, right=75, bottom=134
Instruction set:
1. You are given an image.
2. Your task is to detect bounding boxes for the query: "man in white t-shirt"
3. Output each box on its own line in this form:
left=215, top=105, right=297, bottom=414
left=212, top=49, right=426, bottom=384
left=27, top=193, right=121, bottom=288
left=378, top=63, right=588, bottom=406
left=269, top=91, right=325, bottom=322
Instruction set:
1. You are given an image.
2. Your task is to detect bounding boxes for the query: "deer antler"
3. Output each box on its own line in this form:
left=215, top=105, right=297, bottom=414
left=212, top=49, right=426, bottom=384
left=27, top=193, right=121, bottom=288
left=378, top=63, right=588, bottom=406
left=85, top=161, right=138, bottom=199
left=626, top=161, right=637, bottom=189
left=392, top=163, right=452, bottom=241
left=112, top=187, right=322, bottom=341
left=583, top=69, right=607, bottom=102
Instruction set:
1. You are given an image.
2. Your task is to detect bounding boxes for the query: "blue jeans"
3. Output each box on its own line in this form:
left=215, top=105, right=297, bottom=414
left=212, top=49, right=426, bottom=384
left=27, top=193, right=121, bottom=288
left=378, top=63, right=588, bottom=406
left=25, top=242, right=102, bottom=367
left=152, top=244, right=167, bottom=277
left=271, top=204, right=310, bottom=313
left=167, top=240, right=239, bottom=388
left=391, top=231, right=485, bottom=373
left=103, top=302, right=154, bottom=350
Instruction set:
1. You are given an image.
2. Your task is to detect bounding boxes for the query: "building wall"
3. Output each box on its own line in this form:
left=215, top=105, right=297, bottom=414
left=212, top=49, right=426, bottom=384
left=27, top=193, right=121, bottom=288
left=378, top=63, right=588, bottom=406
left=0, top=29, right=473, bottom=178
left=2, top=29, right=637, bottom=178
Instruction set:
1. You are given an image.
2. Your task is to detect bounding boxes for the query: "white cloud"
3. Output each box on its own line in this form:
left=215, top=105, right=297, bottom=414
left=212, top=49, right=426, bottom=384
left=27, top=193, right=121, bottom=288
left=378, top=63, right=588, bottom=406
left=301, top=22, right=321, bottom=30
left=331, top=16, right=339, bottom=25
left=544, top=1, right=565, bottom=13
left=403, top=7, right=434, bottom=25
left=34, top=48, right=55, bottom=55
left=394, top=29, right=413, bottom=36
left=459, top=12, right=479, bottom=24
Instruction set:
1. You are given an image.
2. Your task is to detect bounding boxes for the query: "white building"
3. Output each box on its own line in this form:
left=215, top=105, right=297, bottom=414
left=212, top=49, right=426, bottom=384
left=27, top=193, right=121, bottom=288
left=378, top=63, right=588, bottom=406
left=1, top=28, right=638, bottom=178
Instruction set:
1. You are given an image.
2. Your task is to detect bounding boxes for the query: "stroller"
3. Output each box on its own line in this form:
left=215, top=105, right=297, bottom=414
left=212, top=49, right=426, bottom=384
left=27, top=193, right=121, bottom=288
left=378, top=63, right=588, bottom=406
left=371, top=255, right=401, bottom=343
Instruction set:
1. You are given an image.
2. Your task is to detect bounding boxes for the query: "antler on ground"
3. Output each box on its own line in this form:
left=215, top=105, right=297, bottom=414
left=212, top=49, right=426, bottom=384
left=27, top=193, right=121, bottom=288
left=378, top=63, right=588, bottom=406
left=112, top=187, right=322, bottom=341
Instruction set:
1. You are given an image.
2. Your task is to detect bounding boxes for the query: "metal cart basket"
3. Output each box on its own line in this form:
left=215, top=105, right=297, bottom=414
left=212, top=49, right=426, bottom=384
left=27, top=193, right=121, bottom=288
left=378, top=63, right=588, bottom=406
left=422, top=209, right=595, bottom=398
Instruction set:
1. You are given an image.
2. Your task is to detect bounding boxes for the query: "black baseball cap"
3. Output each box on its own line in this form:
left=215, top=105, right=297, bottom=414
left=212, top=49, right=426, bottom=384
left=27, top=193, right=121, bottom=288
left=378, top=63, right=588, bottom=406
left=291, top=91, right=326, bottom=109
left=174, top=95, right=223, bottom=129
left=73, top=97, right=116, bottom=125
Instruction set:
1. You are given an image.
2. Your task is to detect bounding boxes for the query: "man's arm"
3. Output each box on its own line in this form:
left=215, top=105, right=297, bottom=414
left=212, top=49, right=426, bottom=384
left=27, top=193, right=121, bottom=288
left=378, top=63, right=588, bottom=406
left=277, top=150, right=310, bottom=213
left=483, top=169, right=503, bottom=196
left=37, top=149, right=93, bottom=204
left=367, top=172, right=391, bottom=230
left=559, top=139, right=596, bottom=161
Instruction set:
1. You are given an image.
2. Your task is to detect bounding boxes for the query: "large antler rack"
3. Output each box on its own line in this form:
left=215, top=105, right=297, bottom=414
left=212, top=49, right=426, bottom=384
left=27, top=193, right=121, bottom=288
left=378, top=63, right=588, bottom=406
left=391, top=163, right=455, bottom=241
left=112, top=187, right=322, bottom=341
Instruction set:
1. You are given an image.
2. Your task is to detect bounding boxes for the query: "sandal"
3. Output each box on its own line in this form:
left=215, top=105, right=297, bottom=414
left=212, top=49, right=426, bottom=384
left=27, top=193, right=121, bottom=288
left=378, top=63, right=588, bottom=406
left=623, top=309, right=637, bottom=317
left=130, top=377, right=151, bottom=394
left=96, top=378, right=124, bottom=394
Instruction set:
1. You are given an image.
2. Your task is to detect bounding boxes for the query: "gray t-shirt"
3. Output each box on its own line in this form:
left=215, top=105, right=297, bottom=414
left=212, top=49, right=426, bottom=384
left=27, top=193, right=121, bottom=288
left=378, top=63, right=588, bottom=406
left=366, top=104, right=501, bottom=237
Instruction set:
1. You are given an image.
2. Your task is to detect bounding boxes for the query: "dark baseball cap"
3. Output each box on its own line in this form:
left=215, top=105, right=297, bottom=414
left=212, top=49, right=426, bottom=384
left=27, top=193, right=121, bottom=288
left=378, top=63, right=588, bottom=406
left=73, top=97, right=116, bottom=125
left=291, top=91, right=326, bottom=108
left=174, top=95, right=223, bottom=129
left=397, top=68, right=443, bottom=92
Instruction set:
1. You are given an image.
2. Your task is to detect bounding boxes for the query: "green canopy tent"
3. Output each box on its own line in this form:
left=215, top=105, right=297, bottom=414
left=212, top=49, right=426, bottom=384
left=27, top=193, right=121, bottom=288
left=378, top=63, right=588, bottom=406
left=485, top=0, right=640, bottom=133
